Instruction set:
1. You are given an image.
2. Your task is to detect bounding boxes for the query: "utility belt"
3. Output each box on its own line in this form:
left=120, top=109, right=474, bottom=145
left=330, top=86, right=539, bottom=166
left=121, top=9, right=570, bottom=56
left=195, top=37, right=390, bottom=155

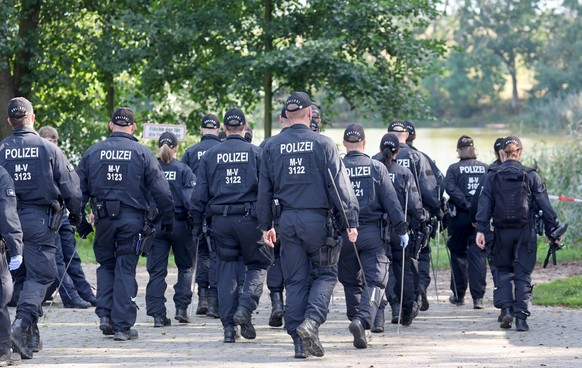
left=17, top=203, right=52, bottom=214
left=92, top=200, right=145, bottom=222
left=280, top=207, right=330, bottom=217
left=208, top=202, right=255, bottom=217
left=18, top=201, right=65, bottom=233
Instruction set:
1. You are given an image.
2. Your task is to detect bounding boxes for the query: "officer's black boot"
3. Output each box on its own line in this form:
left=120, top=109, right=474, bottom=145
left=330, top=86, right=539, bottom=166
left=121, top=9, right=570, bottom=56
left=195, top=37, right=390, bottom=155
left=206, top=288, right=219, bottom=318
left=296, top=317, right=324, bottom=357
left=29, top=322, right=42, bottom=353
left=153, top=315, right=172, bottom=327
left=515, top=317, right=529, bottom=332
left=113, top=328, right=139, bottom=341
left=292, top=335, right=307, bottom=359
left=419, top=287, right=429, bottom=311
left=390, top=302, right=400, bottom=324
left=233, top=306, right=256, bottom=340
left=0, top=350, right=22, bottom=366
left=371, top=308, right=385, bottom=333
left=348, top=318, right=368, bottom=349
left=175, top=308, right=191, bottom=323
left=223, top=325, right=235, bottom=343
left=268, top=291, right=284, bottom=327
left=499, top=308, right=513, bottom=329
left=195, top=287, right=208, bottom=315
left=99, top=316, right=114, bottom=336
left=11, top=318, right=32, bottom=359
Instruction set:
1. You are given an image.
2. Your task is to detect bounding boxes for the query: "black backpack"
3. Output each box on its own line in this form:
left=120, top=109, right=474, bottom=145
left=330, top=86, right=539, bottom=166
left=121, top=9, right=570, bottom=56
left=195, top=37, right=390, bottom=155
left=492, top=166, right=533, bottom=228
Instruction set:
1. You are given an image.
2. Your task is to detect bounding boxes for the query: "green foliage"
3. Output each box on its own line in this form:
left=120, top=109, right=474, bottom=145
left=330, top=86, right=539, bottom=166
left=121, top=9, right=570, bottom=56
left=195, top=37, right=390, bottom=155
left=524, top=138, right=582, bottom=246
left=533, top=276, right=582, bottom=308
left=531, top=1, right=582, bottom=98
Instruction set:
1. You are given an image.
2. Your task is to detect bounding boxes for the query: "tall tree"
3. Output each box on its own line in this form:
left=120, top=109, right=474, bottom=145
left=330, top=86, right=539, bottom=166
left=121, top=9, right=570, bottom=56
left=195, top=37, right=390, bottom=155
left=130, top=0, right=446, bottom=137
left=459, top=0, right=541, bottom=111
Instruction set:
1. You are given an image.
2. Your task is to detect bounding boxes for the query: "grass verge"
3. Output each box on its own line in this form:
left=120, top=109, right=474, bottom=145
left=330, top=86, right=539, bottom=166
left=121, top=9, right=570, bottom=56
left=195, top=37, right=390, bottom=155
left=533, top=276, right=582, bottom=308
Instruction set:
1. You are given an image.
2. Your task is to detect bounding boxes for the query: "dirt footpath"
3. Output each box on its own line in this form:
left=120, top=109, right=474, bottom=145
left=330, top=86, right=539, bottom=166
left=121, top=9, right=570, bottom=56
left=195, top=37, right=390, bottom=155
left=16, top=262, right=582, bottom=368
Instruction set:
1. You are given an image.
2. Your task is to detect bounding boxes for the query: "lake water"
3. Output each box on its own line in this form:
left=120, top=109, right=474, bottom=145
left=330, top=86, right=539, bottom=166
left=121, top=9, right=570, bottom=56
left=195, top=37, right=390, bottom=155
left=255, top=126, right=561, bottom=173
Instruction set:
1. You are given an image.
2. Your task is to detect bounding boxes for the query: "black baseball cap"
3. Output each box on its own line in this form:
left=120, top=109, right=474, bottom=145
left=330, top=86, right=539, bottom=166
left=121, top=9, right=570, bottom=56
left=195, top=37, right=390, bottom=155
left=224, top=108, right=246, bottom=127
left=285, top=92, right=312, bottom=112
left=343, top=124, right=365, bottom=143
left=244, top=128, right=253, bottom=143
left=158, top=131, right=178, bottom=149
left=404, top=120, right=416, bottom=141
left=311, top=105, right=321, bottom=120
left=380, top=133, right=399, bottom=153
left=111, top=107, right=135, bottom=126
left=201, top=114, right=220, bottom=129
left=494, top=137, right=504, bottom=152
left=387, top=120, right=407, bottom=133
left=310, top=119, right=320, bottom=132
left=503, top=135, right=522, bottom=150
left=8, top=97, right=33, bottom=119
left=457, top=135, right=474, bottom=149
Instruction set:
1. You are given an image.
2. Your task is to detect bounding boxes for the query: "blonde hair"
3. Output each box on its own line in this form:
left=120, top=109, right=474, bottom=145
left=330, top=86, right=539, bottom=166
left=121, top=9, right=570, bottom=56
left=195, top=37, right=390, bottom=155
left=158, top=144, right=176, bottom=164
left=504, top=143, right=521, bottom=160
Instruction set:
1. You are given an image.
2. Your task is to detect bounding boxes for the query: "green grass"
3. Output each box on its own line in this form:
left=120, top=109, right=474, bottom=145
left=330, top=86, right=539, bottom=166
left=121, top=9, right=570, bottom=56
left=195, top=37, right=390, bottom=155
left=74, top=235, right=177, bottom=267
left=533, top=276, right=582, bottom=308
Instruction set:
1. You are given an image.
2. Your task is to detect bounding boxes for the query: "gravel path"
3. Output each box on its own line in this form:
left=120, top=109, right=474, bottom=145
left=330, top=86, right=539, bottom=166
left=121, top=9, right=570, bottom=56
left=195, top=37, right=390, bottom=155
left=16, top=261, right=582, bottom=368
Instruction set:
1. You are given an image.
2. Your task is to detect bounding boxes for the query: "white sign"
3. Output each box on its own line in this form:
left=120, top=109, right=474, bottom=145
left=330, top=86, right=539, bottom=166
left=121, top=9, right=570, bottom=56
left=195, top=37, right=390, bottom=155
left=143, top=123, right=187, bottom=141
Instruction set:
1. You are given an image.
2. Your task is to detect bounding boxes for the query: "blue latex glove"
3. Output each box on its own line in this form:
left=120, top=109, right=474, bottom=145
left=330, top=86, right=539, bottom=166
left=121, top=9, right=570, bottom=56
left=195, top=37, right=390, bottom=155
left=400, top=233, right=409, bottom=249
left=9, top=255, right=23, bottom=271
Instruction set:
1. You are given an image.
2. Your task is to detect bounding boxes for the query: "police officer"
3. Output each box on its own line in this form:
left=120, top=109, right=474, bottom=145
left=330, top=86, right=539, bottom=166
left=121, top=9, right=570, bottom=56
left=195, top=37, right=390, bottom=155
left=388, top=120, right=441, bottom=313
left=0, top=165, right=24, bottom=366
left=258, top=92, right=359, bottom=359
left=444, top=136, right=488, bottom=308
left=77, top=107, right=174, bottom=341
left=38, top=126, right=95, bottom=309
left=375, top=133, right=427, bottom=329
left=191, top=108, right=269, bottom=343
left=309, top=105, right=321, bottom=133
left=476, top=136, right=560, bottom=332
left=146, top=132, right=196, bottom=327
left=181, top=114, right=222, bottom=317
left=471, top=138, right=504, bottom=319
left=0, top=97, right=82, bottom=359
left=340, top=125, right=407, bottom=349
left=260, top=106, right=291, bottom=328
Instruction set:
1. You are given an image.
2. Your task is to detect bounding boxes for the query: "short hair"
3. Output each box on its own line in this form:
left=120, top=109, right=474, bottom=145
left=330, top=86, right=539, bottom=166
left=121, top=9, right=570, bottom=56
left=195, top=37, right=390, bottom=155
left=457, top=146, right=477, bottom=160
left=224, top=124, right=245, bottom=133
left=38, top=126, right=59, bottom=140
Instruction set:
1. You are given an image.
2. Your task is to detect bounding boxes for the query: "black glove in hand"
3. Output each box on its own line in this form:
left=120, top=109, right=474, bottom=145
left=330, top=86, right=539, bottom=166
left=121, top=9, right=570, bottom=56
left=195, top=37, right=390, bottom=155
left=77, top=216, right=94, bottom=239
left=68, top=213, right=82, bottom=227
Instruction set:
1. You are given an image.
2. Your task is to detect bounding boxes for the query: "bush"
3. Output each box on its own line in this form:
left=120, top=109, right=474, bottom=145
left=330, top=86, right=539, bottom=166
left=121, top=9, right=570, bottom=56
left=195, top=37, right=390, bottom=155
left=524, top=138, right=582, bottom=247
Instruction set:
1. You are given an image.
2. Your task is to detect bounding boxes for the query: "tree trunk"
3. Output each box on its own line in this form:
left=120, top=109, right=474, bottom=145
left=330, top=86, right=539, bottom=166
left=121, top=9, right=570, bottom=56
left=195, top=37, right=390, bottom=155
left=508, top=56, right=519, bottom=111
left=263, top=0, right=273, bottom=139
left=105, top=72, right=115, bottom=117
left=13, top=0, right=42, bottom=99
left=0, top=69, right=15, bottom=139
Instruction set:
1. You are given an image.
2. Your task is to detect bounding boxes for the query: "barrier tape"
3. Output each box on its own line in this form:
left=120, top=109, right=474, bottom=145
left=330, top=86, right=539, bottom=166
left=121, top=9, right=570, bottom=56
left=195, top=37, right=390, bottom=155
left=549, top=195, right=582, bottom=203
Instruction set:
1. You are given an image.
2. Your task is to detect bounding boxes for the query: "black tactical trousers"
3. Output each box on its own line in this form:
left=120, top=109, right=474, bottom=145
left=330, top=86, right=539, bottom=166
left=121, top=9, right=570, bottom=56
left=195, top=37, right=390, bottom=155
left=146, top=218, right=195, bottom=317
left=339, top=224, right=389, bottom=330
left=447, top=211, right=487, bottom=300
left=279, top=210, right=338, bottom=335
left=16, top=208, right=56, bottom=324
left=57, top=219, right=95, bottom=302
left=493, top=226, right=537, bottom=318
left=266, top=239, right=284, bottom=293
left=212, top=214, right=267, bottom=328
left=390, top=234, right=415, bottom=317
left=93, top=210, right=143, bottom=333
left=0, top=252, right=13, bottom=355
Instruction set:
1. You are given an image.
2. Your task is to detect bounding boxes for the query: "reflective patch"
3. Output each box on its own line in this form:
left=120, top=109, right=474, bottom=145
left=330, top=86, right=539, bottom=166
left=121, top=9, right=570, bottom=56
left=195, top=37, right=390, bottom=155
left=67, top=163, right=75, bottom=172
left=6, top=188, right=15, bottom=197
left=189, top=180, right=196, bottom=187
